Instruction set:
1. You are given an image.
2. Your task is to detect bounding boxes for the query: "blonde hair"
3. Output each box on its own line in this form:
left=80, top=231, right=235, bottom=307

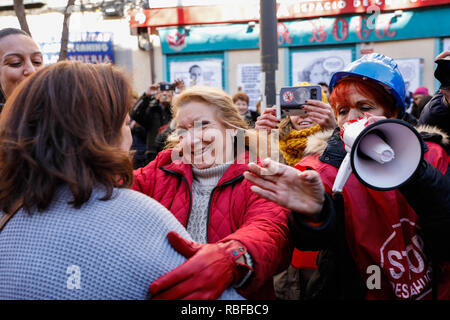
left=279, top=82, right=329, bottom=140
left=166, top=86, right=249, bottom=149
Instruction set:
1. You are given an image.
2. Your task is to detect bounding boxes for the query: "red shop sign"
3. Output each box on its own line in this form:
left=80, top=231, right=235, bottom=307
left=128, top=0, right=449, bottom=28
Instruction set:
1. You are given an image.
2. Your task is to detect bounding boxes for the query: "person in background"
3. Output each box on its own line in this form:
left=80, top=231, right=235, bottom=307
left=412, top=86, right=429, bottom=106
left=130, top=90, right=148, bottom=169
left=254, top=82, right=336, bottom=299
left=153, top=118, right=177, bottom=155
left=232, top=92, right=259, bottom=127
left=256, top=82, right=336, bottom=167
left=419, top=51, right=450, bottom=140
left=0, top=61, right=242, bottom=300
left=132, top=86, right=292, bottom=300
left=406, top=86, right=431, bottom=121
left=0, top=28, right=44, bottom=111
left=318, top=82, right=330, bottom=102
left=245, top=53, right=450, bottom=300
left=401, top=90, right=428, bottom=126
left=129, top=79, right=185, bottom=165
left=411, top=93, right=432, bottom=120
left=405, top=90, right=413, bottom=111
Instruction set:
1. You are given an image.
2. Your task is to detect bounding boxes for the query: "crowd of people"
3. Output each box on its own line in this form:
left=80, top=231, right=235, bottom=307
left=0, top=27, right=449, bottom=301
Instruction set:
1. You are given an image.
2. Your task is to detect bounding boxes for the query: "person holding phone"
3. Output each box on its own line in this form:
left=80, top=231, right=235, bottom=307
left=255, top=82, right=337, bottom=166
left=129, top=79, right=185, bottom=165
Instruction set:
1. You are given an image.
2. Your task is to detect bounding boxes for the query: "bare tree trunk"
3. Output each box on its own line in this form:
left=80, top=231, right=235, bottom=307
left=13, top=0, right=31, bottom=36
left=58, top=0, right=75, bottom=62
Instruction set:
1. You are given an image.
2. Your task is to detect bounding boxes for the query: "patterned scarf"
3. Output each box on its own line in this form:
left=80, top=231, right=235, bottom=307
left=279, top=124, right=322, bottom=167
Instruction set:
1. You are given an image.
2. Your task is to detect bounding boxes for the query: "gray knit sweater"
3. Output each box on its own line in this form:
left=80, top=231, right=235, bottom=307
left=189, top=164, right=254, bottom=279
left=189, top=163, right=231, bottom=243
left=0, top=186, right=243, bottom=300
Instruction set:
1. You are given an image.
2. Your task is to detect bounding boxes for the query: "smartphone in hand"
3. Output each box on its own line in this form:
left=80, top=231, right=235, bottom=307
left=279, top=85, right=322, bottom=117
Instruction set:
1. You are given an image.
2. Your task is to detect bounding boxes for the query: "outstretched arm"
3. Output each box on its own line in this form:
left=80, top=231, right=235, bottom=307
left=244, top=158, right=325, bottom=218
left=244, top=158, right=338, bottom=251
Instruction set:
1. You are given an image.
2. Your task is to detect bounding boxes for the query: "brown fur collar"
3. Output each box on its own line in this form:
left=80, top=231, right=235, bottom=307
left=415, top=125, right=449, bottom=146
left=303, top=129, right=334, bottom=157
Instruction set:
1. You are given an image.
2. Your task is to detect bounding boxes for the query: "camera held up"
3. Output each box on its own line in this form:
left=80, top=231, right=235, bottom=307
left=160, top=82, right=176, bottom=91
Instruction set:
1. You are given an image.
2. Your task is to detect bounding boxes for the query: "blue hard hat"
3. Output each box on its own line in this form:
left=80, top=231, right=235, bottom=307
left=329, top=53, right=406, bottom=118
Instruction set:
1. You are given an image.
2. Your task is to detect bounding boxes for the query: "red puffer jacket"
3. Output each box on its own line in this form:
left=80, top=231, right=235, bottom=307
left=132, top=149, right=292, bottom=299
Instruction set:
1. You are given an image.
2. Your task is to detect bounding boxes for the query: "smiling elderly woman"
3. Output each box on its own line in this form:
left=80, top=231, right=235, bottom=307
left=132, top=86, right=292, bottom=300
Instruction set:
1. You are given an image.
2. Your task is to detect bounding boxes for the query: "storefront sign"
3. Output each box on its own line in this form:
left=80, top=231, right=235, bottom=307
left=277, top=0, right=449, bottom=20
left=39, top=32, right=114, bottom=65
left=129, top=0, right=449, bottom=28
left=158, top=7, right=450, bottom=54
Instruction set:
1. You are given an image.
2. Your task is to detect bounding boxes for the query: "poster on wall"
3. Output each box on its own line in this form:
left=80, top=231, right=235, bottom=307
left=237, top=63, right=261, bottom=110
left=169, top=59, right=223, bottom=89
left=291, top=49, right=352, bottom=86
left=394, top=58, right=423, bottom=94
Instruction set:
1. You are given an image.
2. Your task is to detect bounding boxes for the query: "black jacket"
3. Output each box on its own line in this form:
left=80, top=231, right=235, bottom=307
left=419, top=93, right=450, bottom=139
left=289, top=126, right=450, bottom=300
left=130, top=123, right=148, bottom=169
left=242, top=110, right=260, bottom=128
left=154, top=123, right=175, bottom=153
left=129, top=94, right=172, bottom=162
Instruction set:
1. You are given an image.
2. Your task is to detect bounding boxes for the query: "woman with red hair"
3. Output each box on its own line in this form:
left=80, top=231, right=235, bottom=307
left=245, top=53, right=450, bottom=300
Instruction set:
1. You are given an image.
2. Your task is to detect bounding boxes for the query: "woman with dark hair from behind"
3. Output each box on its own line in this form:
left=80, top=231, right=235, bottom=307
left=0, top=61, right=242, bottom=300
left=0, top=28, right=44, bottom=110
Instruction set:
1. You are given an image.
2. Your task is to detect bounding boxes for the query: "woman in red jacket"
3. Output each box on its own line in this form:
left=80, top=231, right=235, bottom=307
left=245, top=53, right=450, bottom=300
left=132, top=86, right=291, bottom=300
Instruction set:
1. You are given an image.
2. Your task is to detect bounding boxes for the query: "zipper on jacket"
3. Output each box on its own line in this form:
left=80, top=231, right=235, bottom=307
left=205, top=174, right=244, bottom=242
left=159, top=167, right=193, bottom=227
